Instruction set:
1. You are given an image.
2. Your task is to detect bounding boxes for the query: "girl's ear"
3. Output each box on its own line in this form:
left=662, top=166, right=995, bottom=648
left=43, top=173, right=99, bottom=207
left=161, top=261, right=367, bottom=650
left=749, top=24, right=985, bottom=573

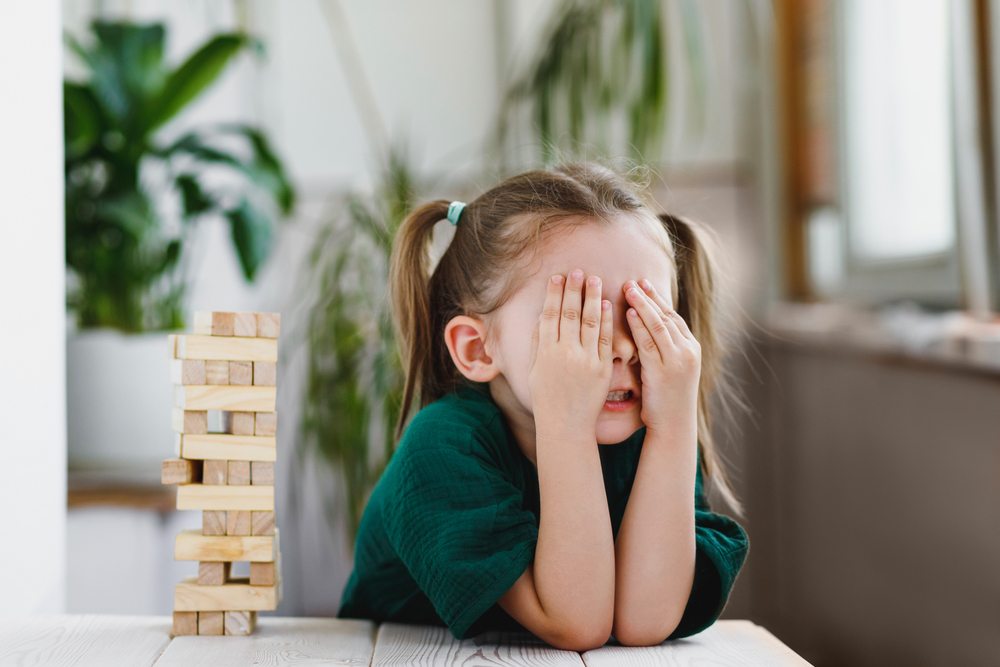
left=444, top=316, right=499, bottom=383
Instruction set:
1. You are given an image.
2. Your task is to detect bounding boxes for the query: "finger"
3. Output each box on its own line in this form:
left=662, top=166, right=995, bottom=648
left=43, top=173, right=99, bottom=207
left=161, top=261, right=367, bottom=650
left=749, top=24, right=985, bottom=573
left=560, top=269, right=585, bottom=344
left=639, top=278, right=694, bottom=341
left=626, top=306, right=662, bottom=363
left=632, top=280, right=685, bottom=347
left=598, top=299, right=613, bottom=362
left=625, top=284, right=673, bottom=354
left=530, top=317, right=540, bottom=369
left=539, top=274, right=564, bottom=343
left=580, top=275, right=603, bottom=351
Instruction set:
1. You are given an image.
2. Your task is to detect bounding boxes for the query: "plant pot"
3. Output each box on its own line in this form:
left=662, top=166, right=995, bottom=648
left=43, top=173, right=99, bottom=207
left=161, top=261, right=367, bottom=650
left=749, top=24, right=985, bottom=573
left=67, top=329, right=178, bottom=474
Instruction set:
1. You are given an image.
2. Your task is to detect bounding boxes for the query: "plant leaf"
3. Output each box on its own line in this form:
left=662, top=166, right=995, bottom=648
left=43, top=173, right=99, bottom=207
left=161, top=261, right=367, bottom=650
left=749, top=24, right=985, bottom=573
left=64, top=82, right=104, bottom=157
left=175, top=174, right=215, bottom=217
left=145, top=34, right=246, bottom=132
left=225, top=199, right=273, bottom=281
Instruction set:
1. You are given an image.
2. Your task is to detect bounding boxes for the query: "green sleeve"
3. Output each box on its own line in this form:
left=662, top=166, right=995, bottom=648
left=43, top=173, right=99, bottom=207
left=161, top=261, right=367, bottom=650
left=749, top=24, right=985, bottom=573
left=666, top=464, right=749, bottom=639
left=382, top=425, right=538, bottom=640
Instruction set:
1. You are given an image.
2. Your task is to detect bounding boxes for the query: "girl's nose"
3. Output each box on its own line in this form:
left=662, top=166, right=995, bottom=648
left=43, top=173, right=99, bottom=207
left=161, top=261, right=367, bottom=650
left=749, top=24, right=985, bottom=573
left=611, top=314, right=638, bottom=365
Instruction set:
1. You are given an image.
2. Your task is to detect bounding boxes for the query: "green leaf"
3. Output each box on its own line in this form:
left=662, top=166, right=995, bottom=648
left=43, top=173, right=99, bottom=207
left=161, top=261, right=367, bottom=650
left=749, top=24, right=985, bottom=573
left=145, top=34, right=247, bottom=132
left=64, top=82, right=104, bottom=158
left=175, top=174, right=215, bottom=217
left=225, top=200, right=273, bottom=281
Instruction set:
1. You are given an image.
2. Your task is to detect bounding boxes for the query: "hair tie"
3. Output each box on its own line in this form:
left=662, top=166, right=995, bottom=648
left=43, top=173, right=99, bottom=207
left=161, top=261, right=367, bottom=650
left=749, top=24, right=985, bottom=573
left=446, top=201, right=466, bottom=226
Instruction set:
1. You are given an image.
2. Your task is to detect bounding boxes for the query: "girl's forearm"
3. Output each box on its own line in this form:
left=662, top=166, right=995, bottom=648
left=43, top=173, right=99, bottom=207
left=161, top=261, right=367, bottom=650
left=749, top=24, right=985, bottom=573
left=534, top=428, right=616, bottom=640
left=612, top=428, right=697, bottom=645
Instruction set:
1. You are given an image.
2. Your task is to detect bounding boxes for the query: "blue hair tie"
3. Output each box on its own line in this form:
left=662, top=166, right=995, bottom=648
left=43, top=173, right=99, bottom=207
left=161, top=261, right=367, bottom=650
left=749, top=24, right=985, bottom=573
left=447, top=201, right=466, bottom=226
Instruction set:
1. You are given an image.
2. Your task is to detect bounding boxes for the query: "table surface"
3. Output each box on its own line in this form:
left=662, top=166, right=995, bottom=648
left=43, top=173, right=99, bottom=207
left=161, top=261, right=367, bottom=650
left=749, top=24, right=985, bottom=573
left=0, top=616, right=813, bottom=666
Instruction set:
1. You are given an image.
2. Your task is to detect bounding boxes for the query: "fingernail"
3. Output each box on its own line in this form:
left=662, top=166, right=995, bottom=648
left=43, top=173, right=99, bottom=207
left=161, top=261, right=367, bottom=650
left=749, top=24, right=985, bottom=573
left=602, top=300, right=610, bottom=310
left=627, top=287, right=639, bottom=297
left=628, top=308, right=639, bottom=318
left=588, top=276, right=600, bottom=287
left=571, top=269, right=584, bottom=280
left=551, top=275, right=563, bottom=284
left=640, top=279, right=651, bottom=290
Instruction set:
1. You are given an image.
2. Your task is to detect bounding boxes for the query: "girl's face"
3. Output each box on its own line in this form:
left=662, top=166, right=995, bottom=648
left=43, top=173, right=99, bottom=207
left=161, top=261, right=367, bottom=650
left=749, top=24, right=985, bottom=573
left=487, top=218, right=676, bottom=446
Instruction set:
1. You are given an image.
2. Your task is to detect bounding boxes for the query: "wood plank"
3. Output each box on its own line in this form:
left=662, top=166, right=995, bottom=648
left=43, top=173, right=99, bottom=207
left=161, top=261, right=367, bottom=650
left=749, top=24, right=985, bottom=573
left=198, top=611, right=224, bottom=636
left=253, top=361, right=276, bottom=386
left=205, top=360, right=230, bottom=385
left=171, top=408, right=208, bottom=434
left=174, top=385, right=276, bottom=412
left=198, top=561, right=231, bottom=586
left=226, top=510, right=252, bottom=536
left=203, top=460, right=228, bottom=486
left=254, top=411, right=277, bottom=436
left=227, top=461, right=251, bottom=486
left=154, top=617, right=375, bottom=667
left=176, top=484, right=274, bottom=511
left=224, top=411, right=256, bottom=436
left=192, top=311, right=214, bottom=335
left=171, top=359, right=206, bottom=386
left=249, top=561, right=274, bottom=586
left=175, top=334, right=277, bottom=362
left=162, top=459, right=201, bottom=485
left=251, top=511, right=275, bottom=536
left=256, top=312, right=280, bottom=339
left=234, top=312, right=257, bottom=337
left=180, top=434, right=276, bottom=462
left=372, top=622, right=585, bottom=667
left=174, top=576, right=279, bottom=612
left=224, top=611, right=257, bottom=636
left=251, top=461, right=274, bottom=485
left=229, top=361, right=253, bottom=386
left=172, top=611, right=198, bottom=636
left=581, top=621, right=813, bottom=667
left=0, top=615, right=172, bottom=667
left=175, top=529, right=274, bottom=562
left=202, top=510, right=227, bottom=536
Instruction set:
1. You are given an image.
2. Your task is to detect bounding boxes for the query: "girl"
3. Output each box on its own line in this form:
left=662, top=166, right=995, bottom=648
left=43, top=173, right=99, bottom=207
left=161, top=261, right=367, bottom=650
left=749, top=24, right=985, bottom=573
left=337, top=162, right=748, bottom=650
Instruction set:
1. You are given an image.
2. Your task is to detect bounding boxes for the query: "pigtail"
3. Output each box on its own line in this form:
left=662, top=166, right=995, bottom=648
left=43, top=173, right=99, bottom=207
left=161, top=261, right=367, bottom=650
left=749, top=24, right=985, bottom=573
left=389, top=200, right=452, bottom=441
left=660, top=213, right=744, bottom=518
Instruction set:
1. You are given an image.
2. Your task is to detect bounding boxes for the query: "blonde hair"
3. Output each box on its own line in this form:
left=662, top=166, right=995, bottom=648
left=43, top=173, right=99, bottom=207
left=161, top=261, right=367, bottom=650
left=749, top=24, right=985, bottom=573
left=389, top=161, right=742, bottom=515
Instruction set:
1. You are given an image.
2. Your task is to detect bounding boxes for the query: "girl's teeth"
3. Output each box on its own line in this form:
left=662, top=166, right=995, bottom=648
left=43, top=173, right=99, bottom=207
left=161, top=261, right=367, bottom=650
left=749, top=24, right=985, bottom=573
left=606, top=390, right=632, bottom=402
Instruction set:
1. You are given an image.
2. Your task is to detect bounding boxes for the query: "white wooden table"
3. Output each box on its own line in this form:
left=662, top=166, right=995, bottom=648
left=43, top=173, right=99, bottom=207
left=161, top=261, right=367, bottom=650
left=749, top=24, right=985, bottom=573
left=0, top=616, right=812, bottom=666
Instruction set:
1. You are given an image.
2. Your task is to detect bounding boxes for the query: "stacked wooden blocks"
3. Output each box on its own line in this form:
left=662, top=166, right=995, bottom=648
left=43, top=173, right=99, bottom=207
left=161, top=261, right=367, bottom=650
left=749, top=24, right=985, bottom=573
left=161, top=311, right=282, bottom=637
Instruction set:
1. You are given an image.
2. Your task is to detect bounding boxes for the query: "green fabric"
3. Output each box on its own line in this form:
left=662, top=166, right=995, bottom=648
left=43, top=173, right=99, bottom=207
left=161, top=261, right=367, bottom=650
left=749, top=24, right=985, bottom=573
left=337, top=381, right=749, bottom=641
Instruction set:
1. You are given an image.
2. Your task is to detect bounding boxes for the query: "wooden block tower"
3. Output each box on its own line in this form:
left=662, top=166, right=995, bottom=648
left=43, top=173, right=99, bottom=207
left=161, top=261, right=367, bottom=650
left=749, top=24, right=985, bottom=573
left=161, top=311, right=282, bottom=636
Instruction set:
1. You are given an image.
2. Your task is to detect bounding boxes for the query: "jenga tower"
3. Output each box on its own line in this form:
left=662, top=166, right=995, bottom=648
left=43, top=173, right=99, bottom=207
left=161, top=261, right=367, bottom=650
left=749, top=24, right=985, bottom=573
left=161, top=311, right=282, bottom=636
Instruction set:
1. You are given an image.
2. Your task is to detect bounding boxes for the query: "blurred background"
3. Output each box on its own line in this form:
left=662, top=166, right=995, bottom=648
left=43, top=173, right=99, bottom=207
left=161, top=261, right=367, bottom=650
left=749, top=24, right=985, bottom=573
left=1, top=1, right=998, bottom=665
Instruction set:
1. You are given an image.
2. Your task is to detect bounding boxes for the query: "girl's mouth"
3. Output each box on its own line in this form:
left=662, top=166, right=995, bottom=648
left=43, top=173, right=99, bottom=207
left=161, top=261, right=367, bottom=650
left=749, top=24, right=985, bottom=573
left=603, top=389, right=637, bottom=412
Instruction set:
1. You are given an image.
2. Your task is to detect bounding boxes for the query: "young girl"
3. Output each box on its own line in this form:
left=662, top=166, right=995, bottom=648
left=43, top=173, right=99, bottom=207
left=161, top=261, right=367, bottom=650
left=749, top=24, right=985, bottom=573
left=336, top=162, right=749, bottom=650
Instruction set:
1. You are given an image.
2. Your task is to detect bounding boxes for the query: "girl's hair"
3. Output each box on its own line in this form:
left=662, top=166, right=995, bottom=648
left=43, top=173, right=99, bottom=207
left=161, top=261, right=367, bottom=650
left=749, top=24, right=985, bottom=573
left=389, top=161, right=742, bottom=514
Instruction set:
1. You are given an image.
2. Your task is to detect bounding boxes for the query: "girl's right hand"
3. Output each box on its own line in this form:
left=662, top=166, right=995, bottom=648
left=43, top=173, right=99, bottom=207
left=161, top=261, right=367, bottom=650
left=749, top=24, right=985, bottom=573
left=528, top=269, right=614, bottom=440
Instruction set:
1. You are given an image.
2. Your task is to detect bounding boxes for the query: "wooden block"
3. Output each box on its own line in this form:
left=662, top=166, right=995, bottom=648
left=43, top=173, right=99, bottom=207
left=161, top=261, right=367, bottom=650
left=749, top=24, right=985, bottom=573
left=161, top=459, right=201, bottom=485
left=175, top=576, right=278, bottom=612
left=250, top=561, right=274, bottom=586
left=179, top=434, right=276, bottom=462
left=198, top=611, right=225, bottom=635
left=251, top=511, right=275, bottom=536
left=224, top=610, right=257, bottom=636
left=198, top=561, right=231, bottom=586
left=256, top=312, right=280, bottom=338
left=203, top=510, right=227, bottom=536
left=178, top=530, right=274, bottom=562
left=192, top=311, right=213, bottom=335
left=172, top=611, right=198, bottom=636
left=255, top=412, right=277, bottom=437
left=174, top=385, right=276, bottom=412
left=167, top=333, right=178, bottom=357
left=211, top=312, right=236, bottom=336
left=223, top=411, right=257, bottom=436
left=228, top=461, right=251, bottom=486
left=176, top=484, right=274, bottom=511
left=205, top=360, right=230, bottom=385
left=171, top=408, right=208, bottom=434
left=175, top=335, right=277, bottom=362
left=203, top=460, right=228, bottom=485
left=253, top=361, right=276, bottom=386
left=234, top=312, right=257, bottom=337
left=227, top=510, right=252, bottom=536
left=229, top=361, right=253, bottom=386
left=251, top=461, right=274, bottom=486
left=170, top=359, right=206, bottom=386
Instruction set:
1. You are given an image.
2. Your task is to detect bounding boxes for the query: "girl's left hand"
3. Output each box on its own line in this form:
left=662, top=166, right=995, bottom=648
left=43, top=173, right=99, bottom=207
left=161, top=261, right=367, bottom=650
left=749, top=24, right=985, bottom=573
left=623, top=279, right=701, bottom=438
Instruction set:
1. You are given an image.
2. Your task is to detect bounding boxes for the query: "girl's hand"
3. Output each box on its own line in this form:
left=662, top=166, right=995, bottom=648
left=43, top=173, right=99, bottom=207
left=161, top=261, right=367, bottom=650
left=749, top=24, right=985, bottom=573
left=623, top=279, right=701, bottom=438
left=528, top=270, right=614, bottom=440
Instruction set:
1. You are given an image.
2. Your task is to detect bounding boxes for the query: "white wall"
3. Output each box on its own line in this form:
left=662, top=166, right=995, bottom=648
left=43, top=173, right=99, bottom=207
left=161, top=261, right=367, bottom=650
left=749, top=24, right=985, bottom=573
left=0, top=0, right=67, bottom=613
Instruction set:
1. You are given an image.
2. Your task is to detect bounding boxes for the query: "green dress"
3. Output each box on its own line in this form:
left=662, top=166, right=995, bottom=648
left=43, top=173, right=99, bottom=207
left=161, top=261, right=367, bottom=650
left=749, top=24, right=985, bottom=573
left=337, top=381, right=749, bottom=641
